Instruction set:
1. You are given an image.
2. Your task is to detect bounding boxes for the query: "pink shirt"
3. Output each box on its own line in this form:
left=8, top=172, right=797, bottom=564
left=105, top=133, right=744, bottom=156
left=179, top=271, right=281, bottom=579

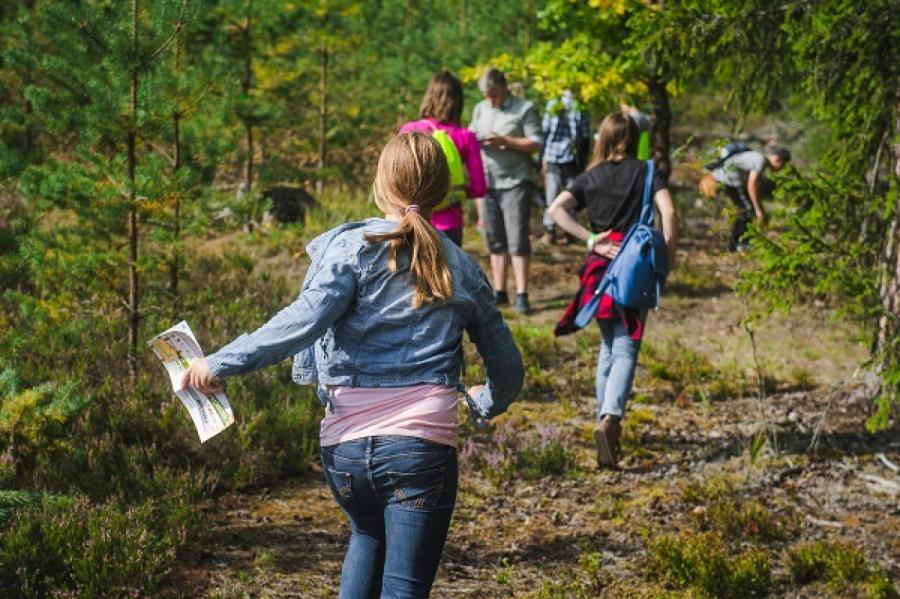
left=319, top=384, right=459, bottom=447
left=398, top=118, right=487, bottom=231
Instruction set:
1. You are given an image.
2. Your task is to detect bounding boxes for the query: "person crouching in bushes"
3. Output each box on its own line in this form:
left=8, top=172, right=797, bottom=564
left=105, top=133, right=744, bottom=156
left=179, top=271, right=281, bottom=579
left=548, top=112, right=678, bottom=469
left=181, top=132, right=524, bottom=597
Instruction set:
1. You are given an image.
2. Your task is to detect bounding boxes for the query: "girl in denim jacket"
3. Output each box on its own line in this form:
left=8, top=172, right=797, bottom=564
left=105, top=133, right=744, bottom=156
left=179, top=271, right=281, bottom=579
left=182, top=133, right=524, bottom=598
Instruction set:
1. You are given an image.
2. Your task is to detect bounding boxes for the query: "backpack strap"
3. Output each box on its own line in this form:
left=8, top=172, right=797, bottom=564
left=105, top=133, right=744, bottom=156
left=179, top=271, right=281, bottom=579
left=703, top=146, right=751, bottom=171
left=640, top=159, right=656, bottom=226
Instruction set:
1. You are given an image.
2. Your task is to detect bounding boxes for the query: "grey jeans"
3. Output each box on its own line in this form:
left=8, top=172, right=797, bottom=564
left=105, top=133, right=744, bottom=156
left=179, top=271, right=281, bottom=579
left=483, top=183, right=531, bottom=256
left=543, top=162, right=578, bottom=230
left=595, top=313, right=646, bottom=419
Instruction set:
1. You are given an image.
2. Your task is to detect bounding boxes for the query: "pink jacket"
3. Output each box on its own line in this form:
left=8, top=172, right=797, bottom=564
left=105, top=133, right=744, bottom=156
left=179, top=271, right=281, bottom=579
left=399, top=118, right=487, bottom=231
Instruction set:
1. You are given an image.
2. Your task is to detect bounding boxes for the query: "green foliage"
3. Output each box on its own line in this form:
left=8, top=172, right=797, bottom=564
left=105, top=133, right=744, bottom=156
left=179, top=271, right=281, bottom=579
left=642, top=341, right=747, bottom=401
left=705, top=499, right=787, bottom=544
left=786, top=541, right=899, bottom=598
left=682, top=476, right=790, bottom=544
left=0, top=490, right=50, bottom=522
left=748, top=431, right=766, bottom=465
left=302, top=187, right=377, bottom=237
left=471, top=0, right=666, bottom=114
left=0, top=368, right=86, bottom=445
left=649, top=532, right=771, bottom=598
left=529, top=548, right=604, bottom=599
left=680, top=475, right=739, bottom=504
left=650, top=0, right=899, bottom=425
left=511, top=324, right=565, bottom=396
left=0, top=494, right=194, bottom=598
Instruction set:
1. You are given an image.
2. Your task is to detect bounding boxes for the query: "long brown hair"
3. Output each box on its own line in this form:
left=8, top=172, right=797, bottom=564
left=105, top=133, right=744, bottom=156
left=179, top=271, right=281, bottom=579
left=365, top=133, right=453, bottom=308
left=586, top=111, right=640, bottom=170
left=419, top=71, right=464, bottom=124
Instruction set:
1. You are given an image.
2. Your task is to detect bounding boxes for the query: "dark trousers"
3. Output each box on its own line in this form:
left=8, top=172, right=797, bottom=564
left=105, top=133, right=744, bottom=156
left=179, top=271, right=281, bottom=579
left=724, top=184, right=754, bottom=250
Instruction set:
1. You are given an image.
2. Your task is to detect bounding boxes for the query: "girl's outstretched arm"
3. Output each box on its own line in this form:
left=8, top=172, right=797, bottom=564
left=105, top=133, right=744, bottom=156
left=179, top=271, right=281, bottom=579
left=200, top=235, right=360, bottom=382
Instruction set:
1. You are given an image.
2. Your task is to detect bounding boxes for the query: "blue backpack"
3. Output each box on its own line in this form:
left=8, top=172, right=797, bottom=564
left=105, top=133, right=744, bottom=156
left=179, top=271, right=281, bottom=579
left=574, top=160, right=669, bottom=328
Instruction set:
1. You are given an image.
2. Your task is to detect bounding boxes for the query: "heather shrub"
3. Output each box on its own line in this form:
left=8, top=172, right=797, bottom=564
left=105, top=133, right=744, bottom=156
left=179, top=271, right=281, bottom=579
left=461, top=419, right=576, bottom=483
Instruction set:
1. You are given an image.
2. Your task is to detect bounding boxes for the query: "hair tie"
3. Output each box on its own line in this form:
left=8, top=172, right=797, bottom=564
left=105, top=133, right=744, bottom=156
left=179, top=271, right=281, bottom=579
left=404, top=204, right=421, bottom=214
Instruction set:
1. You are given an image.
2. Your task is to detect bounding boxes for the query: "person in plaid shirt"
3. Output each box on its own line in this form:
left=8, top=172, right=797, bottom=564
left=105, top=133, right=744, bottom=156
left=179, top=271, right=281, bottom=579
left=540, top=90, right=591, bottom=244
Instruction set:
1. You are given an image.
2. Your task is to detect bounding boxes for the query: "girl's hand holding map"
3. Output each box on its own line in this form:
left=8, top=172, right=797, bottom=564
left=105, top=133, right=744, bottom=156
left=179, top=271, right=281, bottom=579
left=181, top=357, right=224, bottom=395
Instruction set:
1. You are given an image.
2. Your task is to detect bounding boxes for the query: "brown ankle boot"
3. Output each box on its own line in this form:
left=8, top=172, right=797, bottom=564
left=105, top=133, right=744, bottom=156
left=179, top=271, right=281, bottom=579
left=594, top=416, right=622, bottom=468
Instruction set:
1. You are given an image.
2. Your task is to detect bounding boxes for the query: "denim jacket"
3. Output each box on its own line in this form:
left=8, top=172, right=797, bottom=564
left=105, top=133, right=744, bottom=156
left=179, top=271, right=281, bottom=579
left=206, top=218, right=524, bottom=420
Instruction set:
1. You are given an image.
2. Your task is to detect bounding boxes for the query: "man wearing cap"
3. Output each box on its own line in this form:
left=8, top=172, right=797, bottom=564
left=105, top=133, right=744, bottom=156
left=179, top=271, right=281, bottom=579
left=712, top=146, right=791, bottom=251
left=469, top=67, right=543, bottom=314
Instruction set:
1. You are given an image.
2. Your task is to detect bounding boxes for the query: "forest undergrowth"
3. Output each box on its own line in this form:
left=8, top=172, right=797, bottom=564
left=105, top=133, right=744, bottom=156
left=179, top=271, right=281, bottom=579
left=164, top=197, right=898, bottom=599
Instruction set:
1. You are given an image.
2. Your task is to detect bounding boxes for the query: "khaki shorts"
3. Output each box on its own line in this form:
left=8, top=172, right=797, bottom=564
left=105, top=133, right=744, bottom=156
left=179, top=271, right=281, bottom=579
left=483, top=183, right=531, bottom=256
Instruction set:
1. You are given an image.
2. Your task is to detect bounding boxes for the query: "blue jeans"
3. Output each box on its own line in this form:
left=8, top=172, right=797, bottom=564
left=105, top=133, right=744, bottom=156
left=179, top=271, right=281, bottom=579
left=595, top=317, right=643, bottom=419
left=321, top=436, right=458, bottom=599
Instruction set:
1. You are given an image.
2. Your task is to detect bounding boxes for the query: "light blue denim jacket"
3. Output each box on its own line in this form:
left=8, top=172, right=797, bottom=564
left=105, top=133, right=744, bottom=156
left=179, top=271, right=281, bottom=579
left=206, top=218, right=524, bottom=420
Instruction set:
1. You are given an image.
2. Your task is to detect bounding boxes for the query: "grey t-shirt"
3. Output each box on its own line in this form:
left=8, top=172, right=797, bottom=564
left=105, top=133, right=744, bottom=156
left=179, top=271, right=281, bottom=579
left=713, top=150, right=766, bottom=188
left=469, top=95, right=543, bottom=191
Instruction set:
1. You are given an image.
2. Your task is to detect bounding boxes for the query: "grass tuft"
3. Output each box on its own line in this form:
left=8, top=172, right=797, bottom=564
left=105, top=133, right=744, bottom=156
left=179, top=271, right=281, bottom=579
left=649, top=531, right=771, bottom=598
left=642, top=340, right=748, bottom=401
left=786, top=541, right=899, bottom=598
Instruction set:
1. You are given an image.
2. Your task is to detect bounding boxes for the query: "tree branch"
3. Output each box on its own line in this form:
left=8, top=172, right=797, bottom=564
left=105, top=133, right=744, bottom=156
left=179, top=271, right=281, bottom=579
left=145, top=0, right=190, bottom=64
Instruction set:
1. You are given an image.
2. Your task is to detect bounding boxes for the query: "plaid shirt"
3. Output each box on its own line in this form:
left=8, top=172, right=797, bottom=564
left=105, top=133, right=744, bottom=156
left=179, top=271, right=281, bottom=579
left=542, top=97, right=591, bottom=165
left=554, top=233, right=645, bottom=341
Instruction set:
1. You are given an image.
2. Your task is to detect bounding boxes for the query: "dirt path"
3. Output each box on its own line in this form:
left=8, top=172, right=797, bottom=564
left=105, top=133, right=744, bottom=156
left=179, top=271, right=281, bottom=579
left=172, top=210, right=899, bottom=598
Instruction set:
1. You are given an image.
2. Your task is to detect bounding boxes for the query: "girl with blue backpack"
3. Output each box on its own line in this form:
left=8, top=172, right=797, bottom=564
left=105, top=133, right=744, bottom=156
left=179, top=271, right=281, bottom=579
left=548, top=111, right=678, bottom=469
left=181, top=133, right=523, bottom=597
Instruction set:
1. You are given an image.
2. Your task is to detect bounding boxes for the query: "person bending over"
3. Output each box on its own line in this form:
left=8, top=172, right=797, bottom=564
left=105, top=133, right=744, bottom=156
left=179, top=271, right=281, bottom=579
left=711, top=145, right=790, bottom=251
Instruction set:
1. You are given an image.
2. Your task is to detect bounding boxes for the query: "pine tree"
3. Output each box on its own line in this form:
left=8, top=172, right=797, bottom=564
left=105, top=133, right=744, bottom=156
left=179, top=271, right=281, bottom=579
left=650, top=0, right=899, bottom=427
left=3, top=0, right=196, bottom=374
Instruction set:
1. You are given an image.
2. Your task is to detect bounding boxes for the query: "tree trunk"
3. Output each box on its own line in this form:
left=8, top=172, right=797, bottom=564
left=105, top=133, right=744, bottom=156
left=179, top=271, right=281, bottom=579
left=523, top=0, right=534, bottom=50
left=459, top=0, right=467, bottom=37
left=170, top=38, right=182, bottom=314
left=879, top=210, right=899, bottom=358
left=647, top=72, right=672, bottom=180
left=127, top=0, right=140, bottom=380
left=242, top=5, right=253, bottom=198
left=877, top=129, right=900, bottom=368
left=317, top=42, right=328, bottom=195
left=24, top=99, right=33, bottom=156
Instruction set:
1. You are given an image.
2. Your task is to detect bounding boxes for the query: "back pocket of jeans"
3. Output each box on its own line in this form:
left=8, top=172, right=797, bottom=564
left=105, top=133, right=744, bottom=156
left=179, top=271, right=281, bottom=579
left=325, top=466, right=353, bottom=501
left=387, top=466, right=445, bottom=510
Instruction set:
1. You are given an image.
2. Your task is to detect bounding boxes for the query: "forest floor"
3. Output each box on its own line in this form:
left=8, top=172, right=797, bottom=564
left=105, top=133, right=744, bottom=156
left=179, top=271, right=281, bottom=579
left=171, top=202, right=899, bottom=598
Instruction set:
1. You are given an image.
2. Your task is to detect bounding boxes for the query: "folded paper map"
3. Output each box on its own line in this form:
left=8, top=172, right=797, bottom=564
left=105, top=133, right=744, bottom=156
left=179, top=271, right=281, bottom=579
left=147, top=321, right=234, bottom=442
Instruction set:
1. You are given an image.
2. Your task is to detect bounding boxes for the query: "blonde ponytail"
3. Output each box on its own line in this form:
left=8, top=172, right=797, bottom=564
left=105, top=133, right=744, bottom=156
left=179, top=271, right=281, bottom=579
left=366, top=133, right=453, bottom=307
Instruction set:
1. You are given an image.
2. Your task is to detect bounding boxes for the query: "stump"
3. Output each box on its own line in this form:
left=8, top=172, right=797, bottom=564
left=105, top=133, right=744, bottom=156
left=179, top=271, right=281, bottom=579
left=263, top=185, right=317, bottom=224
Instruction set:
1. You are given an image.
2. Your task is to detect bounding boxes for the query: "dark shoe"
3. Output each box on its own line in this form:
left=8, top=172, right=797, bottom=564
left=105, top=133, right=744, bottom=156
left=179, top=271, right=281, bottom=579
left=594, top=416, right=622, bottom=468
left=494, top=290, right=509, bottom=306
left=514, top=293, right=530, bottom=314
